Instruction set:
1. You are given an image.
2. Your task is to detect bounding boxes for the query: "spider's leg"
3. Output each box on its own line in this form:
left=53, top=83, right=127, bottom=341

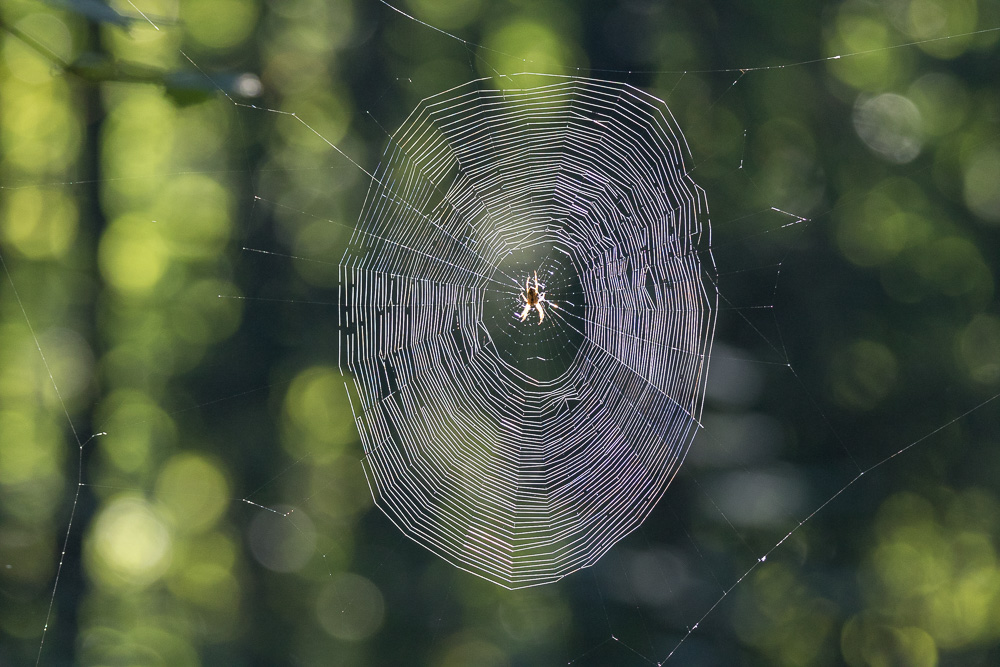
left=536, top=303, right=545, bottom=323
left=520, top=303, right=531, bottom=321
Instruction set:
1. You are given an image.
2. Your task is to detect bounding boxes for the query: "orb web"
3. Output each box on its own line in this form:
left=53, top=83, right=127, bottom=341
left=339, top=74, right=717, bottom=588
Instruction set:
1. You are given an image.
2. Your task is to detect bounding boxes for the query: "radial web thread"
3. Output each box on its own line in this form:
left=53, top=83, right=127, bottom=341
left=340, top=75, right=717, bottom=588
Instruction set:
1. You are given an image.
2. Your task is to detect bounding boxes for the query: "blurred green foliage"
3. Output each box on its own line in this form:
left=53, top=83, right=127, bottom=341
left=1, top=0, right=999, bottom=665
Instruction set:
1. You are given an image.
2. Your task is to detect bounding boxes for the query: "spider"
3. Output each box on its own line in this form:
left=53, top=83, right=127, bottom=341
left=519, top=271, right=554, bottom=323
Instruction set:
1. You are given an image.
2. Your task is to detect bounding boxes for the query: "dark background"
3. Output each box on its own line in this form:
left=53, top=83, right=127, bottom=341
left=1, top=0, right=999, bottom=665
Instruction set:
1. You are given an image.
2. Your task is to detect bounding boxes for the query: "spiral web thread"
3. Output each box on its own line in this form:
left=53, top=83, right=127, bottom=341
left=339, top=74, right=717, bottom=588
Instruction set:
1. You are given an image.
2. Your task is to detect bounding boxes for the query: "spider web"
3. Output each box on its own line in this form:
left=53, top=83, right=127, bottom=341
left=340, top=76, right=715, bottom=587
